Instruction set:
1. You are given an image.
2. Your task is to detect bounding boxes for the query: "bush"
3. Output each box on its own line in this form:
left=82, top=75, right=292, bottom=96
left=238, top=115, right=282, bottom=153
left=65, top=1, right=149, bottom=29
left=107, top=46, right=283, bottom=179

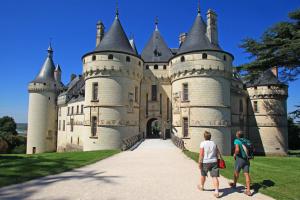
left=10, top=144, right=26, bottom=154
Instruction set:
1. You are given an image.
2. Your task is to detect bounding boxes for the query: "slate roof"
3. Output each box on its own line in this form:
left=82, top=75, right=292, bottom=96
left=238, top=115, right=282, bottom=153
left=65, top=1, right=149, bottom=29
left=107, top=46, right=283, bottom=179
left=31, top=45, right=56, bottom=83
left=94, top=15, right=136, bottom=55
left=141, top=26, right=173, bottom=63
left=129, top=39, right=138, bottom=55
left=177, top=12, right=220, bottom=55
left=246, top=69, right=285, bottom=87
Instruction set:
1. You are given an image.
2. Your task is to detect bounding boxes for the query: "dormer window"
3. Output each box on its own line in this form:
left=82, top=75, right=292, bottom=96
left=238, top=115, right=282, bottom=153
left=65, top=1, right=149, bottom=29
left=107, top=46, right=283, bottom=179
left=181, top=56, right=185, bottom=62
left=126, top=56, right=131, bottom=62
left=202, top=53, right=207, bottom=59
left=92, top=55, right=96, bottom=61
left=108, top=54, right=113, bottom=60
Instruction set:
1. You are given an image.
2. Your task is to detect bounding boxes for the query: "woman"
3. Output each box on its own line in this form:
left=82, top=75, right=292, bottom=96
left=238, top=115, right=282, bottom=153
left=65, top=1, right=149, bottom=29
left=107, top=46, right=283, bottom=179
left=198, top=131, right=220, bottom=198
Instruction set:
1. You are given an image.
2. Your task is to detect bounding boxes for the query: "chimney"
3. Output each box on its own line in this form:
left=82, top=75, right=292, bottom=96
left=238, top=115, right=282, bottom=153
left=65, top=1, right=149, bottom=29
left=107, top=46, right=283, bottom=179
left=96, top=20, right=105, bottom=47
left=271, top=67, right=278, bottom=78
left=206, top=9, right=218, bottom=46
left=70, top=74, right=76, bottom=82
left=179, top=33, right=187, bottom=46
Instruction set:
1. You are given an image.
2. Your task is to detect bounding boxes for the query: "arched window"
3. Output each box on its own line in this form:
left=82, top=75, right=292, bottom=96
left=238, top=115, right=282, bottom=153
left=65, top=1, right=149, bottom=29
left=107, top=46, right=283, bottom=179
left=92, top=55, right=96, bottom=61
left=181, top=56, right=185, bottom=62
left=154, top=64, right=158, bottom=69
left=223, top=55, right=227, bottom=61
left=202, top=53, right=207, bottom=59
left=108, top=54, right=113, bottom=60
left=146, top=65, right=149, bottom=70
left=126, top=56, right=131, bottom=62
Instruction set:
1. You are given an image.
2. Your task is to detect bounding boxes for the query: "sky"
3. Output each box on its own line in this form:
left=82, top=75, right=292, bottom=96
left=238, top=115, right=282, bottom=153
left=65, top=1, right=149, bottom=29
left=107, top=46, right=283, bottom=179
left=0, top=0, right=299, bottom=123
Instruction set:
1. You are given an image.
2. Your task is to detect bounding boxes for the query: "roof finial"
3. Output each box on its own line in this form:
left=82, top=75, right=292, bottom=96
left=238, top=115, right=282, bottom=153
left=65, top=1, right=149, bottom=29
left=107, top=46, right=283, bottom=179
left=197, top=0, right=201, bottom=15
left=115, top=0, right=119, bottom=19
left=47, top=38, right=53, bottom=58
left=155, top=16, right=158, bottom=31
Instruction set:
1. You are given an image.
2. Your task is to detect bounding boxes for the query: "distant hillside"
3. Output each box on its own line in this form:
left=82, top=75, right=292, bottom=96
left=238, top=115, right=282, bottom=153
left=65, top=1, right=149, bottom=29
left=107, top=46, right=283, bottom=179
left=17, top=123, right=27, bottom=135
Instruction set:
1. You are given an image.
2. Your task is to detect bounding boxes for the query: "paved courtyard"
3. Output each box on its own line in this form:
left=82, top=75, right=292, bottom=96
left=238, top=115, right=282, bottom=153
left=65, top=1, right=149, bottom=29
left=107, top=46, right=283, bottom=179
left=0, top=139, right=273, bottom=200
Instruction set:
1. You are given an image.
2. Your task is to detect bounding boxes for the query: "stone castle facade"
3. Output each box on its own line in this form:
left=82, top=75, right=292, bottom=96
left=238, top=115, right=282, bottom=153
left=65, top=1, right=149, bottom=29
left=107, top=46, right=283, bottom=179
left=26, top=6, right=288, bottom=156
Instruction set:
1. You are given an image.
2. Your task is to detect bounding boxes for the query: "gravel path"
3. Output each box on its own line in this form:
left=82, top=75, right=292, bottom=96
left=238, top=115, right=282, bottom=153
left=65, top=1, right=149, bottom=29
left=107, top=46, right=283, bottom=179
left=0, top=139, right=273, bottom=200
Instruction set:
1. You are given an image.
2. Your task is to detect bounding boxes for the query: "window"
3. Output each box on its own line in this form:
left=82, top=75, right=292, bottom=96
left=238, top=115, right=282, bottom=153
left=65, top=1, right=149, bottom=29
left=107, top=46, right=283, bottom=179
left=71, top=136, right=73, bottom=144
left=58, top=120, right=61, bottom=131
left=126, top=56, right=131, bottom=62
left=92, top=82, right=99, bottom=101
left=146, top=65, right=149, bottom=70
left=77, top=105, right=79, bottom=114
left=108, top=54, right=113, bottom=60
left=81, top=105, right=84, bottom=114
left=181, top=56, right=185, bottom=62
left=183, top=118, right=189, bottom=137
left=163, top=65, right=167, bottom=70
left=223, top=55, right=227, bottom=61
left=151, top=85, right=157, bottom=101
left=154, top=64, right=158, bottom=69
left=254, top=86, right=257, bottom=90
left=239, top=99, right=243, bottom=113
left=91, top=116, right=97, bottom=137
left=67, top=107, right=70, bottom=116
left=146, top=93, right=148, bottom=116
left=253, top=101, right=258, bottom=113
left=92, top=55, right=96, bottom=61
left=71, top=107, right=74, bottom=115
left=70, top=119, right=74, bottom=132
left=63, top=120, right=65, bottom=131
left=138, top=61, right=141, bottom=66
left=58, top=107, right=61, bottom=116
left=135, top=86, right=138, bottom=102
left=182, top=83, right=189, bottom=101
left=83, top=59, right=85, bottom=64
left=160, top=93, right=162, bottom=115
left=77, top=137, right=80, bottom=145
left=202, top=53, right=207, bottom=59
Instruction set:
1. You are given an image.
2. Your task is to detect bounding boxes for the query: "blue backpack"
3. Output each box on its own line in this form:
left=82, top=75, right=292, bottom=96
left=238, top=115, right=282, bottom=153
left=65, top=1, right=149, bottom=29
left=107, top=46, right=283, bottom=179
left=239, top=138, right=255, bottom=160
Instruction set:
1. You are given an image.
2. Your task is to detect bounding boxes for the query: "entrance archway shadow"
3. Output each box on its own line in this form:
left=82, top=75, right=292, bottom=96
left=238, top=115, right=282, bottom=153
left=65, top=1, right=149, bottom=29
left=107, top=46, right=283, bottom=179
left=146, top=118, right=161, bottom=139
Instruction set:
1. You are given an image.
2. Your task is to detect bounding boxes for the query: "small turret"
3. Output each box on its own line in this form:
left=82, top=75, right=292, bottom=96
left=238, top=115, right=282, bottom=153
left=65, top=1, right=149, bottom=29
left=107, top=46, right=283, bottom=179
left=96, top=20, right=105, bottom=47
left=27, top=44, right=59, bottom=154
left=54, top=64, right=62, bottom=83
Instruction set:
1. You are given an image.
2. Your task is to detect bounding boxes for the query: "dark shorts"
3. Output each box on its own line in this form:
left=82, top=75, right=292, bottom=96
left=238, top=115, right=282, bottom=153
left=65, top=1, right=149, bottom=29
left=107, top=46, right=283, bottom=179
left=201, top=162, right=219, bottom=177
left=235, top=156, right=250, bottom=173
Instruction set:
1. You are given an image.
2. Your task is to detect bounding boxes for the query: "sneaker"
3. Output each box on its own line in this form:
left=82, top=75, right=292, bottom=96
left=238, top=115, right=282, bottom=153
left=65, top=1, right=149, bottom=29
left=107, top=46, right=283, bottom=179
left=214, top=192, right=220, bottom=198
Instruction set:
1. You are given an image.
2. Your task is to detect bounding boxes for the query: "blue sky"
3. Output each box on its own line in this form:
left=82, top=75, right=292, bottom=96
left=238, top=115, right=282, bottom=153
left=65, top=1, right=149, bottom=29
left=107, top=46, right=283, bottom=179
left=0, top=0, right=299, bottom=123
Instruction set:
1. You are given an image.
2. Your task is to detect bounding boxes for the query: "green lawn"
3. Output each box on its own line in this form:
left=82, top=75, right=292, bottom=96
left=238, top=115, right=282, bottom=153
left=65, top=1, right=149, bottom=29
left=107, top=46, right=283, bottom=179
left=184, top=151, right=300, bottom=200
left=0, top=150, right=120, bottom=188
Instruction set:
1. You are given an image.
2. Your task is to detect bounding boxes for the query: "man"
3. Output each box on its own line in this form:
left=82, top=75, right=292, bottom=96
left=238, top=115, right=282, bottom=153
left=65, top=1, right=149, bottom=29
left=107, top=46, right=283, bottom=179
left=198, top=131, right=220, bottom=198
left=229, top=131, right=252, bottom=196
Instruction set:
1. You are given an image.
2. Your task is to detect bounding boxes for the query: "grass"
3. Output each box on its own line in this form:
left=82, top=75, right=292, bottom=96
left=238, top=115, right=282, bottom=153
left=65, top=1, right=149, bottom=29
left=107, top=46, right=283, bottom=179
left=0, top=150, right=120, bottom=188
left=184, top=150, right=300, bottom=200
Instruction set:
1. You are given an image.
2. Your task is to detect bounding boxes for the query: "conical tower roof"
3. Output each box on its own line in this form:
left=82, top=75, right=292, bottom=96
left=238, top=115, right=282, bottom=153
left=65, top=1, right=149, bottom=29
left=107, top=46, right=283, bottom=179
left=31, top=45, right=56, bottom=83
left=178, top=11, right=220, bottom=55
left=141, top=21, right=172, bottom=62
left=94, top=15, right=136, bottom=55
left=129, top=38, right=138, bottom=55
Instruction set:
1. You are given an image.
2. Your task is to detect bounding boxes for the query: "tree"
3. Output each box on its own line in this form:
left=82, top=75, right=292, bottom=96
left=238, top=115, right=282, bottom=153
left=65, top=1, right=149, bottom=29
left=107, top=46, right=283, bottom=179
left=0, top=116, right=18, bottom=153
left=288, top=117, right=300, bottom=150
left=238, top=9, right=300, bottom=82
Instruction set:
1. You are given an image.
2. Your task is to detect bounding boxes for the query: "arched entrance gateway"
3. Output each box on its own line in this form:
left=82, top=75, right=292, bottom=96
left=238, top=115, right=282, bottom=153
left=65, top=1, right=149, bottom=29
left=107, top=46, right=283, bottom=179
left=146, top=118, right=161, bottom=138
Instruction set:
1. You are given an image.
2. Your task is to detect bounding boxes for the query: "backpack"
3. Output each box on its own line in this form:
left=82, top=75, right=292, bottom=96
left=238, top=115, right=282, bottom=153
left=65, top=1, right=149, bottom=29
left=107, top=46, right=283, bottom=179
left=239, top=138, right=255, bottom=160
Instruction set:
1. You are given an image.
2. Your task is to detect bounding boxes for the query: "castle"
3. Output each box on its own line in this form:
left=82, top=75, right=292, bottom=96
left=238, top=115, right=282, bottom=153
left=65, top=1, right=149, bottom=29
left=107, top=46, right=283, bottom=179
left=26, top=5, right=288, bottom=156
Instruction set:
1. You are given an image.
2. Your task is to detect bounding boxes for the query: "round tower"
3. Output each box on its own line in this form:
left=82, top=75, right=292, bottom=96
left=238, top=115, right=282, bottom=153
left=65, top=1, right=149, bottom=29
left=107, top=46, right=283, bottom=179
left=27, top=45, right=59, bottom=154
left=246, top=69, right=288, bottom=155
left=81, top=12, right=143, bottom=151
left=170, top=8, right=234, bottom=155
